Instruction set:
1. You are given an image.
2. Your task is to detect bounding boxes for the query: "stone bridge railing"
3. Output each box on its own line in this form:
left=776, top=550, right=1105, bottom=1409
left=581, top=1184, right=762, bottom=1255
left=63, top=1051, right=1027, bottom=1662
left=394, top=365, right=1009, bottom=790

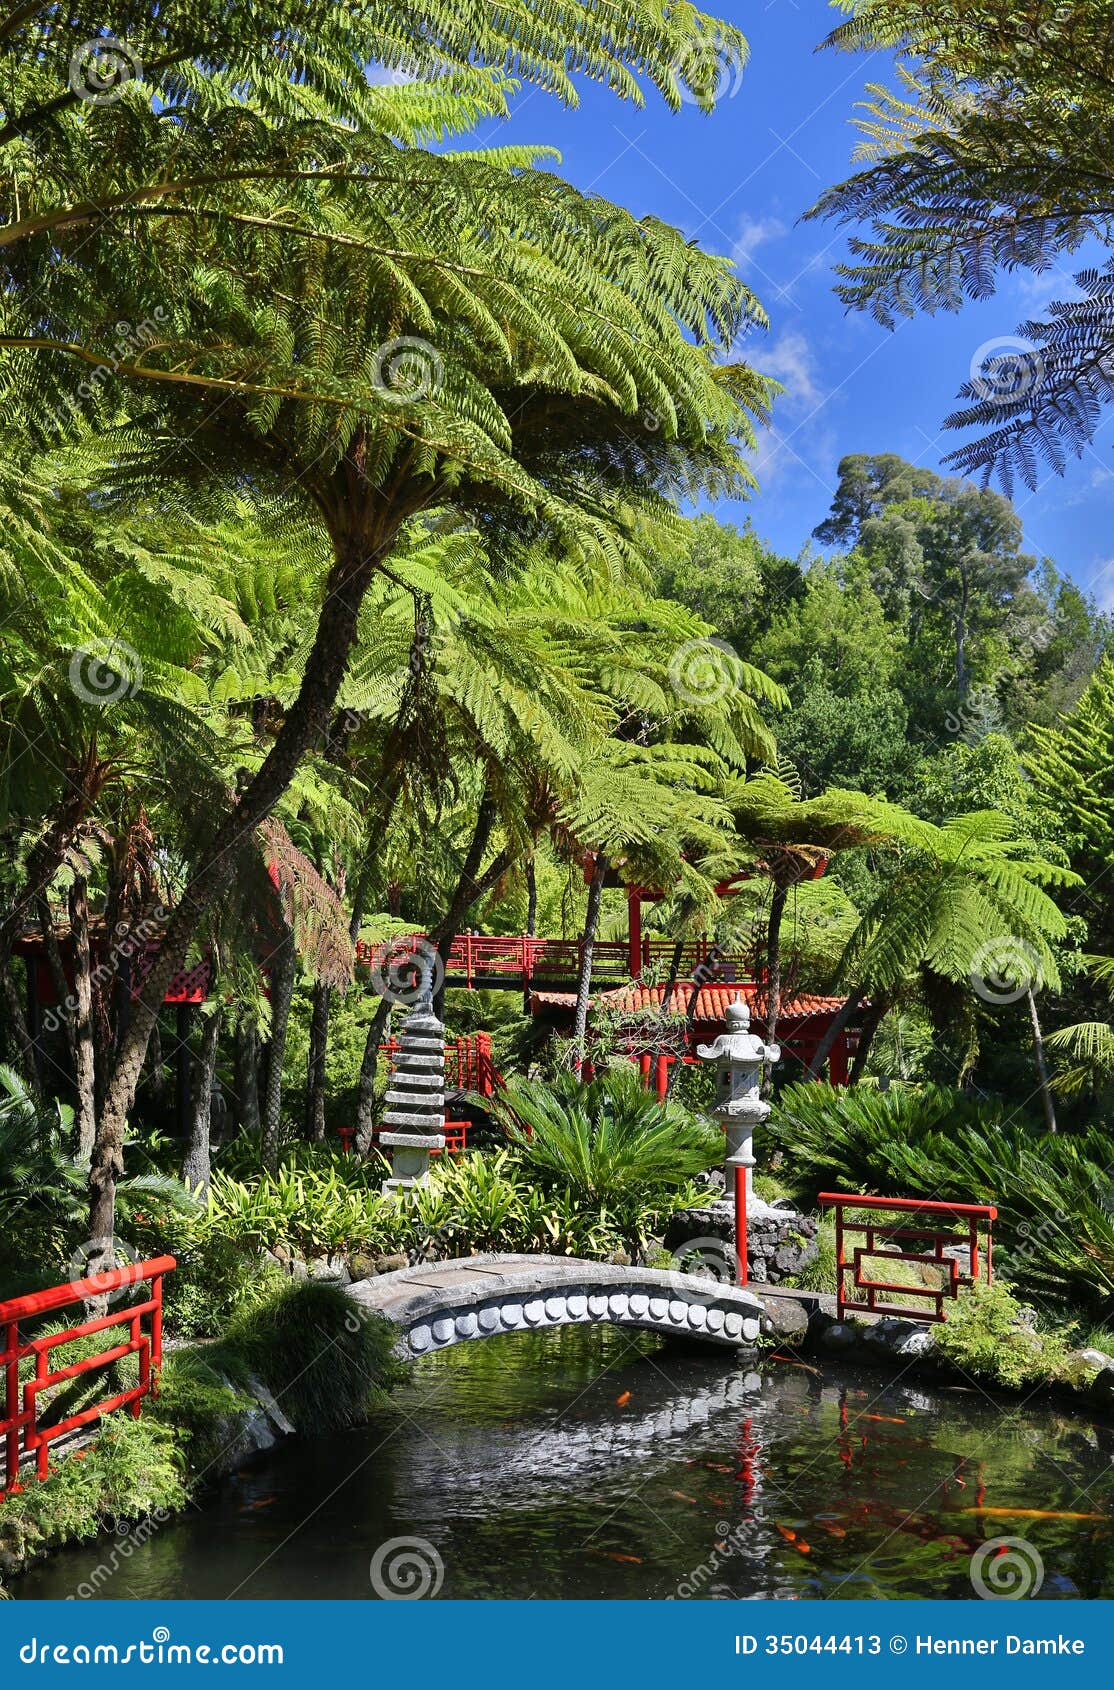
left=347, top=1254, right=764, bottom=1361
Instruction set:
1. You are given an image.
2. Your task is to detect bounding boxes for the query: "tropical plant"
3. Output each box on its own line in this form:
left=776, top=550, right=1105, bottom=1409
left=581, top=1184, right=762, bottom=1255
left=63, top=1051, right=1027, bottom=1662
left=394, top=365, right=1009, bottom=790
left=495, top=1066, right=722, bottom=1204
left=809, top=2, right=1114, bottom=489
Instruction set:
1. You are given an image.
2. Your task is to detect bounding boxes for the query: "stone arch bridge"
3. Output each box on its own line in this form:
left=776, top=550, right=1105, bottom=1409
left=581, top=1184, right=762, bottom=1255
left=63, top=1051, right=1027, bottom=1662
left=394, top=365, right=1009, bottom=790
left=347, top=1254, right=763, bottom=1361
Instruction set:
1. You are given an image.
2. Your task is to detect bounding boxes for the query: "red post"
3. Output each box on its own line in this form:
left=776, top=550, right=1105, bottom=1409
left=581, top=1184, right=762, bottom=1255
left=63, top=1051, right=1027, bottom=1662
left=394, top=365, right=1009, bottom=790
left=654, top=1052, right=669, bottom=1098
left=3, top=1319, right=19, bottom=1495
left=828, top=1038, right=850, bottom=1087
left=734, top=1164, right=748, bottom=1286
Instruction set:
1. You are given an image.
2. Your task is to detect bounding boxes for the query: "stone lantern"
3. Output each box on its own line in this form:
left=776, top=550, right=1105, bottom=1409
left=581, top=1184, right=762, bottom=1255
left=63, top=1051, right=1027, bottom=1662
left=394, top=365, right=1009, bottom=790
left=380, top=998, right=445, bottom=1192
left=696, top=995, right=780, bottom=1285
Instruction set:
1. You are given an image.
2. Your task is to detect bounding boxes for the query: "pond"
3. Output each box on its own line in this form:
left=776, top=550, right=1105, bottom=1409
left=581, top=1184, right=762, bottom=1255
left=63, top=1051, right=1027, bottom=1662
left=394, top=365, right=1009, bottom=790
left=16, top=1328, right=1114, bottom=1601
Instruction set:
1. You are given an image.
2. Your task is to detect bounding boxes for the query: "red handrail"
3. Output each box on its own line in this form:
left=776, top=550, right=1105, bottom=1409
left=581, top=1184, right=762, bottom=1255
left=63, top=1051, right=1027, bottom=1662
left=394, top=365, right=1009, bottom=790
left=818, top=1193, right=995, bottom=1323
left=1, top=1255, right=175, bottom=1497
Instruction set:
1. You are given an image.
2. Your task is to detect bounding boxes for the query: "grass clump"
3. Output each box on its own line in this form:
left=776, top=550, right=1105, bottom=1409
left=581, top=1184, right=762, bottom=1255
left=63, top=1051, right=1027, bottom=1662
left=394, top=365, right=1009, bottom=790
left=199, top=1278, right=402, bottom=1434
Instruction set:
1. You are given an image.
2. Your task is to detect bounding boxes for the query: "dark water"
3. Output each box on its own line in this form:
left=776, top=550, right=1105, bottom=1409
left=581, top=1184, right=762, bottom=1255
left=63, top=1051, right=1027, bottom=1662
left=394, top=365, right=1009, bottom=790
left=16, top=1328, right=1114, bottom=1600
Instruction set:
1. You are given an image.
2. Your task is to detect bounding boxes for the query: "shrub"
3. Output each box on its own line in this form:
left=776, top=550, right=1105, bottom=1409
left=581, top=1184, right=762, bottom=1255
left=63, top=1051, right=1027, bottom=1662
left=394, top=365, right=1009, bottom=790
left=768, top=1082, right=1114, bottom=1310
left=933, top=1282, right=1070, bottom=1391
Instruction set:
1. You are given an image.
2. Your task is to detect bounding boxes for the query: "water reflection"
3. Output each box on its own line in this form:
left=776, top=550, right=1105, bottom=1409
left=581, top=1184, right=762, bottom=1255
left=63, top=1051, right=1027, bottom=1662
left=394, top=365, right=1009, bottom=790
left=15, top=1326, right=1114, bottom=1601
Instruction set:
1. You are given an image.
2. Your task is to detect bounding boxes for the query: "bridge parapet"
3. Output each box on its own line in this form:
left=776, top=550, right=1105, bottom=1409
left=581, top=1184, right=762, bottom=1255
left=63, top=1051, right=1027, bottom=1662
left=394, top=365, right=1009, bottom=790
left=348, top=1254, right=763, bottom=1360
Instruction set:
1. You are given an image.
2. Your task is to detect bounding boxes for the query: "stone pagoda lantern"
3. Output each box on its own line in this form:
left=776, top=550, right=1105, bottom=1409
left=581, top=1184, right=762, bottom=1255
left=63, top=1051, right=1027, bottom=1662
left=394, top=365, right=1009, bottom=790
left=380, top=998, right=445, bottom=1192
left=696, top=995, right=780, bottom=1285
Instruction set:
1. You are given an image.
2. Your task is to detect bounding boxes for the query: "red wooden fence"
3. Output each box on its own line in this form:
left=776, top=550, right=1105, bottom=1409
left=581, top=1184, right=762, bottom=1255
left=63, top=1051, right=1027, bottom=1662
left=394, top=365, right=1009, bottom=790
left=818, top=1193, right=996, bottom=1323
left=1, top=1255, right=175, bottom=1497
left=356, top=932, right=749, bottom=991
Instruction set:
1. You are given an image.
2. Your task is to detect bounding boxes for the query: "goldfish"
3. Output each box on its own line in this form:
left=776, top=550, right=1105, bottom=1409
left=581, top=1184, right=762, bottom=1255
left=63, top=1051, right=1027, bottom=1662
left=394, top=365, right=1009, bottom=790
left=615, top=1390, right=631, bottom=1407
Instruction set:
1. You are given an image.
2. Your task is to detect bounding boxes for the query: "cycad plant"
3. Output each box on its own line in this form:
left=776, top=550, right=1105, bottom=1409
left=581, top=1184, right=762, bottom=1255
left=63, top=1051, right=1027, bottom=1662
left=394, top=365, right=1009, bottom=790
left=494, top=1065, right=722, bottom=1218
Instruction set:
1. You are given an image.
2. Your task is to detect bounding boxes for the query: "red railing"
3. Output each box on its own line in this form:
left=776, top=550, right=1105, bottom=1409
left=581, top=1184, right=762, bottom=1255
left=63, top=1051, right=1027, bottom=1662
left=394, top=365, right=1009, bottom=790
left=356, top=932, right=751, bottom=991
left=1, top=1255, right=175, bottom=1497
left=818, top=1193, right=996, bottom=1323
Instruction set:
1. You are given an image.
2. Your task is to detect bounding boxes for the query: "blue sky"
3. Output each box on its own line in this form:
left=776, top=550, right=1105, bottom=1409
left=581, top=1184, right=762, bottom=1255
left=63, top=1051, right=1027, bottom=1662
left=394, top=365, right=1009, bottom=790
left=469, top=1, right=1114, bottom=611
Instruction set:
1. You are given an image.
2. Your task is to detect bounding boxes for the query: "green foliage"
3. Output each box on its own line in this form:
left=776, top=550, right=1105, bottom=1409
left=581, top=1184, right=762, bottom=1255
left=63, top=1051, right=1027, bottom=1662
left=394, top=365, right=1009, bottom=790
left=206, top=1163, right=393, bottom=1259
left=769, top=1081, right=1114, bottom=1309
left=0, top=1416, right=187, bottom=1592
left=495, top=1067, right=722, bottom=1204
left=933, top=1282, right=1070, bottom=1391
left=201, top=1279, right=401, bottom=1434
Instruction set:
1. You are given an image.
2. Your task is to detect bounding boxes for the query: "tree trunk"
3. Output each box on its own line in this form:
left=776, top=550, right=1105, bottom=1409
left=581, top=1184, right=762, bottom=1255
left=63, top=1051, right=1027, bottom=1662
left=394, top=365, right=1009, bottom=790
left=805, top=985, right=867, bottom=1080
left=665, top=937, right=686, bottom=1006
left=261, top=922, right=296, bottom=1175
left=571, top=854, right=608, bottom=1072
left=182, top=1004, right=221, bottom=1195
left=233, top=1019, right=260, bottom=1136
left=354, top=995, right=393, bottom=1156
left=1026, top=988, right=1058, bottom=1134
left=762, top=880, right=789, bottom=1094
left=955, top=573, right=971, bottom=703
left=0, top=774, right=96, bottom=981
left=146, top=1017, right=167, bottom=1104
left=36, top=893, right=77, bottom=1078
left=849, top=996, right=888, bottom=1086
left=88, top=517, right=397, bottom=1239
left=305, top=981, right=330, bottom=1141
left=0, top=962, right=39, bottom=1092
left=525, top=854, right=538, bottom=937
left=69, top=875, right=97, bottom=1160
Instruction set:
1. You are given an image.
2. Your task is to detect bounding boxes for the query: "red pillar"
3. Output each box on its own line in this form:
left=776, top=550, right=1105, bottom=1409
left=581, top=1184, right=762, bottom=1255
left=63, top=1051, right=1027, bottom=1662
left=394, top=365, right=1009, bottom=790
left=734, top=1164, right=748, bottom=1286
left=627, top=885, right=642, bottom=979
left=654, top=1051, right=669, bottom=1099
left=828, top=1036, right=850, bottom=1087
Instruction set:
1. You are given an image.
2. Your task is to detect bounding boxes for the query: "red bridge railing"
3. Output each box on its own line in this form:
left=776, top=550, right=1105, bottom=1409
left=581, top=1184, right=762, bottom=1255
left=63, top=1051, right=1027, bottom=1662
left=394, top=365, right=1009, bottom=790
left=818, top=1194, right=996, bottom=1323
left=1, top=1255, right=175, bottom=1497
left=356, top=932, right=750, bottom=991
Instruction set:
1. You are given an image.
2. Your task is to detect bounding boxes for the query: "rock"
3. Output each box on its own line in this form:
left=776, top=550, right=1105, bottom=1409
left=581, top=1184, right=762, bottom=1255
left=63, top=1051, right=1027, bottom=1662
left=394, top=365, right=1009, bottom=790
left=761, top=1297, right=810, bottom=1341
left=1089, top=1363, right=1114, bottom=1411
left=863, top=1318, right=936, bottom=1360
left=1066, top=1346, right=1114, bottom=1383
left=246, top=1373, right=296, bottom=1437
left=819, top=1322, right=860, bottom=1353
left=664, top=1200, right=819, bottom=1286
left=606, top=1248, right=632, bottom=1267
left=348, top=1252, right=378, bottom=1283
left=375, top=1252, right=410, bottom=1275
left=307, top=1255, right=350, bottom=1285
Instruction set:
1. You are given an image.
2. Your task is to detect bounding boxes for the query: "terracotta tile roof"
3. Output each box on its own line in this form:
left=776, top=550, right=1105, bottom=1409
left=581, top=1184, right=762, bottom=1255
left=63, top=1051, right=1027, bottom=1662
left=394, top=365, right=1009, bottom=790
left=530, top=982, right=846, bottom=1023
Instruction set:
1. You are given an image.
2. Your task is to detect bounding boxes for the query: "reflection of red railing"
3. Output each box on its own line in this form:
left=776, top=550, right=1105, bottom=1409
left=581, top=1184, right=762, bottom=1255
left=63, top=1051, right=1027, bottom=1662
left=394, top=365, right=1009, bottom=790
left=1, top=1256, right=175, bottom=1497
left=356, top=933, right=749, bottom=990
left=818, top=1193, right=996, bottom=1324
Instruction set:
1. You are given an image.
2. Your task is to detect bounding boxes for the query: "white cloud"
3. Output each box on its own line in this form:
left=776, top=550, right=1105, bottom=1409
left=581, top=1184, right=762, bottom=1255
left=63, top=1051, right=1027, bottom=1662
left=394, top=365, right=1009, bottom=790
left=1089, top=557, right=1114, bottom=611
left=750, top=330, right=825, bottom=414
left=732, top=214, right=787, bottom=271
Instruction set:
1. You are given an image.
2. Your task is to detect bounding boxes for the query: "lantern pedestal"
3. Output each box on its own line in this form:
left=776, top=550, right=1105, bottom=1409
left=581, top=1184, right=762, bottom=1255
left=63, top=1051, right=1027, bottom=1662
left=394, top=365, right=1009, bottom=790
left=696, top=997, right=780, bottom=1287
